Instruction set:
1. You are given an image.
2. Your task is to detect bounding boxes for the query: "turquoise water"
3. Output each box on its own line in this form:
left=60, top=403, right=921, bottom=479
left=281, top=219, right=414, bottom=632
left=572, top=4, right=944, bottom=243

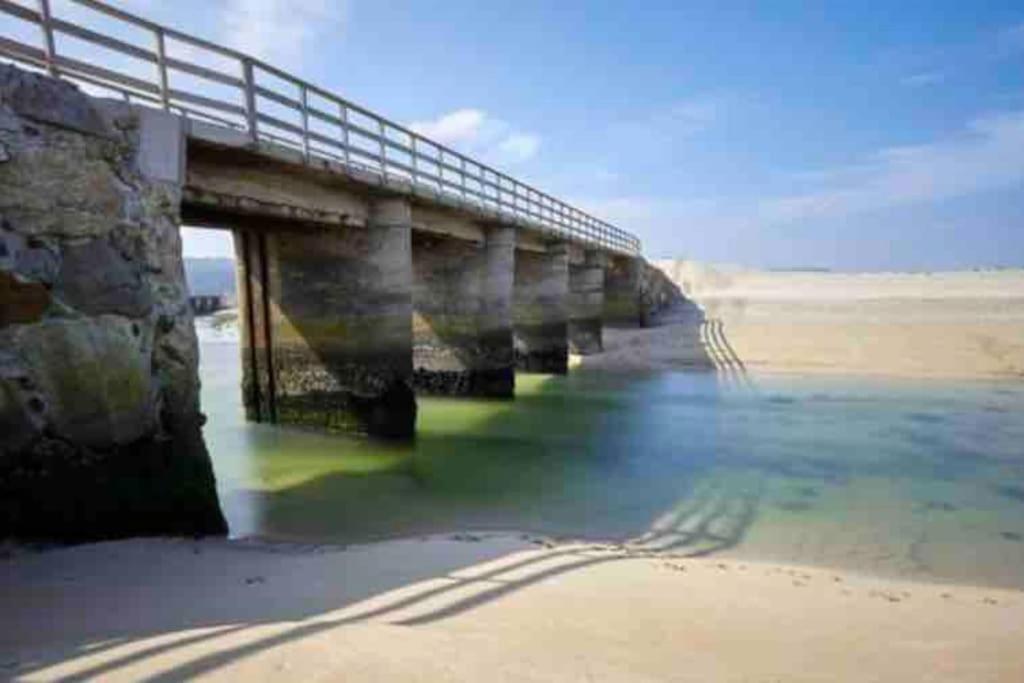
left=198, top=338, right=1024, bottom=588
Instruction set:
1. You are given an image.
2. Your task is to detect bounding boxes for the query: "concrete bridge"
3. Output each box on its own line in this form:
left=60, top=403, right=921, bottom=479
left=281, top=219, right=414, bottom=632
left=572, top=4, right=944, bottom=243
left=180, top=116, right=644, bottom=438
left=188, top=294, right=230, bottom=316
left=0, top=1, right=649, bottom=448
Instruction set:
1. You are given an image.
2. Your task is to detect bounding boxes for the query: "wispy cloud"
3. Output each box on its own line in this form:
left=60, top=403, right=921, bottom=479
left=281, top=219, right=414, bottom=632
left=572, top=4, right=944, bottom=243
left=220, top=0, right=347, bottom=69
left=495, top=133, right=542, bottom=164
left=611, top=95, right=726, bottom=147
left=760, top=109, right=1024, bottom=222
left=575, top=107, right=1024, bottom=249
left=901, top=71, right=945, bottom=88
left=409, top=108, right=542, bottom=165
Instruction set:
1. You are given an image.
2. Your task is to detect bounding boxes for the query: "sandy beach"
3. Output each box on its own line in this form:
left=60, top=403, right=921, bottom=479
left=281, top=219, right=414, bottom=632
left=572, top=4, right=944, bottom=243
left=5, top=264, right=1024, bottom=681
left=580, top=262, right=1024, bottom=380
left=3, top=535, right=1023, bottom=682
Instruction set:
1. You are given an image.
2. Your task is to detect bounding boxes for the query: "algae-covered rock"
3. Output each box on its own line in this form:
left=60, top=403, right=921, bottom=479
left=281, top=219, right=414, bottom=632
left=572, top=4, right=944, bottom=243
left=1, top=316, right=157, bottom=448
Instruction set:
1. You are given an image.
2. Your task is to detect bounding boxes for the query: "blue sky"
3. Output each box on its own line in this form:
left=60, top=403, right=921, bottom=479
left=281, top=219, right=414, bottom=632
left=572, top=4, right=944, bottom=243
left=12, top=1, right=1023, bottom=270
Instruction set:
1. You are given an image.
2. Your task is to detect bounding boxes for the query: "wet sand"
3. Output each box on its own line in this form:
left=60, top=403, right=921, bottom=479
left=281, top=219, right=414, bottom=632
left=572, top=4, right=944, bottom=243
left=2, top=535, right=1022, bottom=682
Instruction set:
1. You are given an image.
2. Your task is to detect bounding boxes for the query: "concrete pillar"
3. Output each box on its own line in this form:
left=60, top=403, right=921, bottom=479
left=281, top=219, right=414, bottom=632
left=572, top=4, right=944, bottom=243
left=234, top=228, right=275, bottom=424
left=604, top=254, right=643, bottom=327
left=568, top=250, right=607, bottom=354
left=513, top=243, right=569, bottom=373
left=411, top=225, right=515, bottom=397
left=236, top=197, right=416, bottom=439
left=479, top=225, right=516, bottom=383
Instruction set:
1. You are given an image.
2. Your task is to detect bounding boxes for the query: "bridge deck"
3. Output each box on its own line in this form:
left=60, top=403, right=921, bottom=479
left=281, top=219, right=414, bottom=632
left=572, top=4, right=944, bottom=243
left=0, top=0, right=640, bottom=256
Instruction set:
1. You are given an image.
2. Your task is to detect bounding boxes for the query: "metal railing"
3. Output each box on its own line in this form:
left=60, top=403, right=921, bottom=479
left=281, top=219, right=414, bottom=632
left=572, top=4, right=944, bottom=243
left=0, top=0, right=641, bottom=255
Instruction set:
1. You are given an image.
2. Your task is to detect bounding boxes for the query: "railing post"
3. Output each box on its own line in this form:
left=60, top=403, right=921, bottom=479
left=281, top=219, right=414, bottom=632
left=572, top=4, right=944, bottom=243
left=36, top=0, right=58, bottom=78
left=154, top=27, right=170, bottom=110
left=410, top=136, right=419, bottom=188
left=460, top=157, right=467, bottom=202
left=377, top=119, right=387, bottom=181
left=338, top=104, right=351, bottom=167
left=299, top=84, right=310, bottom=163
left=242, top=58, right=258, bottom=143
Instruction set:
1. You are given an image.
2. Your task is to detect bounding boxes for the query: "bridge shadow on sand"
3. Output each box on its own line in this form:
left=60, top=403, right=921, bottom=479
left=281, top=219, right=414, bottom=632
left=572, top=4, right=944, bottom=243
left=631, top=277, right=750, bottom=385
left=7, top=370, right=762, bottom=680
left=8, top=482, right=760, bottom=681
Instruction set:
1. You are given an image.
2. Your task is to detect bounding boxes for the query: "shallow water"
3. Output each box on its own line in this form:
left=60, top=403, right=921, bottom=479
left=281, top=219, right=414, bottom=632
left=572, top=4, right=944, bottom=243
left=197, top=335, right=1024, bottom=589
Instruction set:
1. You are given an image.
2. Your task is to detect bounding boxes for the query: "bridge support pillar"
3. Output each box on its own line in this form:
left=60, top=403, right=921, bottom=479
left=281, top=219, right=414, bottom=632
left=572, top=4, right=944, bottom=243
left=604, top=254, right=643, bottom=327
left=411, top=224, right=515, bottom=397
left=513, top=243, right=569, bottom=373
left=568, top=250, right=606, bottom=354
left=235, top=197, right=416, bottom=439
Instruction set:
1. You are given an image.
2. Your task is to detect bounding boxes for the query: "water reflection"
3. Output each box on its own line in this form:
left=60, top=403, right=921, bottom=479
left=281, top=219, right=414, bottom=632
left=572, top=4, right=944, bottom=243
left=196, top=336, right=1024, bottom=589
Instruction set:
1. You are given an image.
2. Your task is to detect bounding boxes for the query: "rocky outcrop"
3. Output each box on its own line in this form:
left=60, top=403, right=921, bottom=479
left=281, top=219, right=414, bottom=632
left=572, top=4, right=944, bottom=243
left=638, top=260, right=684, bottom=326
left=0, top=64, right=226, bottom=541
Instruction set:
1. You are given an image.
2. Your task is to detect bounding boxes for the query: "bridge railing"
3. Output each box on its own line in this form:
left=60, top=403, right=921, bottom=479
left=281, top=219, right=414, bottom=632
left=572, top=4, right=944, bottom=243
left=0, top=0, right=641, bottom=255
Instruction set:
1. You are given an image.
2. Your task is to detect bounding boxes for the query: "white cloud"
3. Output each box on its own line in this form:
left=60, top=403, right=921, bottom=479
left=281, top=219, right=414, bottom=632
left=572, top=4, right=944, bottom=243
left=220, top=0, right=346, bottom=69
left=494, top=133, right=541, bottom=164
left=410, top=108, right=541, bottom=166
left=409, top=108, right=487, bottom=146
left=901, top=71, right=945, bottom=87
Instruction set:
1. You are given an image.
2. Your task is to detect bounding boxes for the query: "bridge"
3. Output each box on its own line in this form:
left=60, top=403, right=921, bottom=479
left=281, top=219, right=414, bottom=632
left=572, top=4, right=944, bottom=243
left=1, top=1, right=647, bottom=456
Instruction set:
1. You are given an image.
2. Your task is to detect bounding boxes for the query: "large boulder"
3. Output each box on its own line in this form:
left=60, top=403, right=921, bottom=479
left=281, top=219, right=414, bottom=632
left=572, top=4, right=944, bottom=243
left=0, top=315, right=157, bottom=451
left=0, top=64, right=225, bottom=542
left=54, top=237, right=153, bottom=317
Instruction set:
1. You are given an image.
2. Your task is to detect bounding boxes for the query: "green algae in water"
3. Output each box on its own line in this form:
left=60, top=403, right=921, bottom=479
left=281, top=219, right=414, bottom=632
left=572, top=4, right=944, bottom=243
left=198, top=341, right=1024, bottom=589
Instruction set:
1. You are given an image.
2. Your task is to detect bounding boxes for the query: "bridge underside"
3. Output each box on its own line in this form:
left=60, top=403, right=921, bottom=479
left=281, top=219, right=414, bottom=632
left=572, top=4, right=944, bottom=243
left=182, top=139, right=647, bottom=438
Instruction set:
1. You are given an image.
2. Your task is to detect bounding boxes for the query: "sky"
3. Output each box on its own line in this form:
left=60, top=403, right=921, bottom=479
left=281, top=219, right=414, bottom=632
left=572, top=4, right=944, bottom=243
left=8, top=0, right=1023, bottom=270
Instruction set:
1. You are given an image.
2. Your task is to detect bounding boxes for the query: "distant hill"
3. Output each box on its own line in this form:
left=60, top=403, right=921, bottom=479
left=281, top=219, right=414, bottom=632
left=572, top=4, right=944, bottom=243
left=184, top=258, right=236, bottom=297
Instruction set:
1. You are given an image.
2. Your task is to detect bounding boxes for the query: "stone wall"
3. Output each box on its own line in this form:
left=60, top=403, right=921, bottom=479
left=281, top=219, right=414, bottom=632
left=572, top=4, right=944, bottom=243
left=0, top=65, right=225, bottom=541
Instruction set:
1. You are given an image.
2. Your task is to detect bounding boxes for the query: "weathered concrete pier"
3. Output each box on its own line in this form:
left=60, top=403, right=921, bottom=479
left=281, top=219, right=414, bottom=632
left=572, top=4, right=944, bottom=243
left=0, top=0, right=652, bottom=540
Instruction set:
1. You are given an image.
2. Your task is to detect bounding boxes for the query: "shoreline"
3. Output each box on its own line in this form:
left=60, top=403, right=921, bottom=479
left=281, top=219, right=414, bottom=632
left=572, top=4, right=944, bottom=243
left=3, top=533, right=1023, bottom=681
left=6, top=265, right=1023, bottom=679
